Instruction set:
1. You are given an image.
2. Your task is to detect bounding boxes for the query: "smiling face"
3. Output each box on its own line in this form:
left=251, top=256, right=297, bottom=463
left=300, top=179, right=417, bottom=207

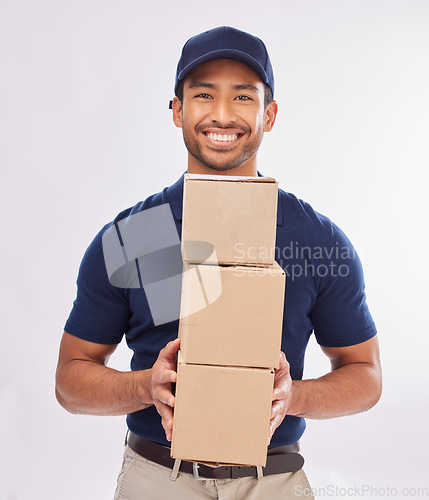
left=172, top=59, right=277, bottom=176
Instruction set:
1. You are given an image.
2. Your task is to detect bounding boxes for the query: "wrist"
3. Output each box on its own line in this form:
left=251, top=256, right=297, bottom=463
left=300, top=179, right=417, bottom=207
left=136, top=368, right=154, bottom=407
left=288, top=379, right=304, bottom=417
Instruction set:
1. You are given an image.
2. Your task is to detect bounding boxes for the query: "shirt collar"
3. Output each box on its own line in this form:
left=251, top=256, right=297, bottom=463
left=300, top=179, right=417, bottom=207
left=166, top=173, right=186, bottom=221
left=166, top=172, right=283, bottom=226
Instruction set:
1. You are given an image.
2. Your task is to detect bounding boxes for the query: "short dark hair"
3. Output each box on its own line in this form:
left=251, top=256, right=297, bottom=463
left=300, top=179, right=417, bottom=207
left=175, top=80, right=273, bottom=109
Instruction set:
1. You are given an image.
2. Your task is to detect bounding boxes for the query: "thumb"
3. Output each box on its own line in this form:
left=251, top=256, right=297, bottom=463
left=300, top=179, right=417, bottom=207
left=162, top=338, right=180, bottom=358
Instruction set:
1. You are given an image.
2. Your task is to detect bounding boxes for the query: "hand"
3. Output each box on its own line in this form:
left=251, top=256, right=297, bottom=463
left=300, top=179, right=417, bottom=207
left=269, top=350, right=293, bottom=444
left=148, top=338, right=180, bottom=442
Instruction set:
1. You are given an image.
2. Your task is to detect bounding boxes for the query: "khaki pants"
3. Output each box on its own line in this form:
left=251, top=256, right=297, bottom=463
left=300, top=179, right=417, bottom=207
left=114, top=445, right=315, bottom=500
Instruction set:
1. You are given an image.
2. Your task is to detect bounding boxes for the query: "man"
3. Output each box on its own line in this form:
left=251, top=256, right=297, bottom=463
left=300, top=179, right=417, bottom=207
left=56, top=26, right=382, bottom=499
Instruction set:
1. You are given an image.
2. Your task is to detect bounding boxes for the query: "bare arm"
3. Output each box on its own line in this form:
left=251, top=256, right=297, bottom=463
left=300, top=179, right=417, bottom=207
left=269, top=336, right=382, bottom=441
left=289, top=336, right=382, bottom=418
left=55, top=332, right=179, bottom=440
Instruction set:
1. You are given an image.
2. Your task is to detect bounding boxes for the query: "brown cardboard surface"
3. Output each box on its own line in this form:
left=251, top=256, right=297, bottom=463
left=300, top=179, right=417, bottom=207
left=182, top=174, right=278, bottom=266
left=171, top=352, right=274, bottom=466
left=179, top=261, right=285, bottom=369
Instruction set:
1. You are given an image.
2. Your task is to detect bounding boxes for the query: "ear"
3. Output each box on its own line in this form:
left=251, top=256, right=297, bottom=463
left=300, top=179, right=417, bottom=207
left=172, top=96, right=183, bottom=128
left=264, top=100, right=278, bottom=132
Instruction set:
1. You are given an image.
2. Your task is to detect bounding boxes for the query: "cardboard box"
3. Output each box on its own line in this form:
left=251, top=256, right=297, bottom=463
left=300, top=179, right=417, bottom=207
left=182, top=174, right=278, bottom=266
left=171, top=352, right=274, bottom=466
left=179, top=261, right=285, bottom=369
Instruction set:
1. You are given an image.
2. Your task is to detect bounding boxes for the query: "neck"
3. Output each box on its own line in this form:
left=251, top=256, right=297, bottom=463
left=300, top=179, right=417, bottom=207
left=186, top=154, right=258, bottom=177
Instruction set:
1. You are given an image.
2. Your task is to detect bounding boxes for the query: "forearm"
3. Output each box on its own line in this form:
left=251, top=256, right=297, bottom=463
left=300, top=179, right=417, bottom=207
left=55, top=360, right=153, bottom=416
left=288, top=362, right=382, bottom=419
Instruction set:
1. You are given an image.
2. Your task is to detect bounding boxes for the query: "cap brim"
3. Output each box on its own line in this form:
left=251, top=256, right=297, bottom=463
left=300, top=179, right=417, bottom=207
left=175, top=49, right=269, bottom=93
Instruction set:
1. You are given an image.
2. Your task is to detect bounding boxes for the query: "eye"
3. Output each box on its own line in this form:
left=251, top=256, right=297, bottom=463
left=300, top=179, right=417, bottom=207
left=235, top=95, right=252, bottom=101
left=195, top=93, right=213, bottom=99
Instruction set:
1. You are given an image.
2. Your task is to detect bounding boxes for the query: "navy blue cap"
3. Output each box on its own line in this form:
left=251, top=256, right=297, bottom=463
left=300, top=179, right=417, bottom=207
left=174, top=26, right=274, bottom=97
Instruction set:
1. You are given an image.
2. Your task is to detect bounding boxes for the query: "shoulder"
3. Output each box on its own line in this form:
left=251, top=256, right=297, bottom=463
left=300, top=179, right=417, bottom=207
left=108, top=174, right=184, bottom=228
left=278, top=188, right=336, bottom=237
left=82, top=183, right=176, bottom=266
left=276, top=188, right=359, bottom=266
left=111, top=191, right=166, bottom=226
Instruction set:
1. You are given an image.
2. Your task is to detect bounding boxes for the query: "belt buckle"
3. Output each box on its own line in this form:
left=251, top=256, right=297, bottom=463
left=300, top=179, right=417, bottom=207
left=192, top=462, right=211, bottom=481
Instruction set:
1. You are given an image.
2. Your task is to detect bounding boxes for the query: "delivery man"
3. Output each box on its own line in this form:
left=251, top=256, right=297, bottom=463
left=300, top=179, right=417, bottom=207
left=55, top=26, right=382, bottom=499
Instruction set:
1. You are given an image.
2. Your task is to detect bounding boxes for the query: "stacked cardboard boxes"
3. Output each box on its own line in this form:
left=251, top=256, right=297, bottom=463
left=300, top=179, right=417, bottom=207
left=171, top=174, right=285, bottom=467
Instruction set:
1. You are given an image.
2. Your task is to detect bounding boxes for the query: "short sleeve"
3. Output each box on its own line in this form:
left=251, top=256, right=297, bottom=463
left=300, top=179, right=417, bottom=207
left=310, top=223, right=377, bottom=347
left=64, top=225, right=131, bottom=345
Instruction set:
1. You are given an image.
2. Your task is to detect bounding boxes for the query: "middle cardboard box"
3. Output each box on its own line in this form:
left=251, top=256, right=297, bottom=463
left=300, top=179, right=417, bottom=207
left=179, top=260, right=285, bottom=369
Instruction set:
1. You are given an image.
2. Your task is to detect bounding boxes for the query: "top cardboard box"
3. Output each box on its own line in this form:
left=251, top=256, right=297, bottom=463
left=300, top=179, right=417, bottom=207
left=182, top=174, right=278, bottom=266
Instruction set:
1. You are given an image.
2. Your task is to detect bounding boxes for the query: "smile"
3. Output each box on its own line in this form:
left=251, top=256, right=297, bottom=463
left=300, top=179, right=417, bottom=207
left=204, top=132, right=240, bottom=142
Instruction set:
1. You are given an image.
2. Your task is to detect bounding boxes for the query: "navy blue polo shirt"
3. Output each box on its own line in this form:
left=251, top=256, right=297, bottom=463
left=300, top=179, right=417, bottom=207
left=65, top=173, right=376, bottom=448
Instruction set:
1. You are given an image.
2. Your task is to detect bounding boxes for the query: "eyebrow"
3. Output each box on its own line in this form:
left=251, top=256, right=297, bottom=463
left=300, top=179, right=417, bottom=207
left=187, top=81, right=260, bottom=93
left=233, top=84, right=260, bottom=93
left=188, top=81, right=215, bottom=89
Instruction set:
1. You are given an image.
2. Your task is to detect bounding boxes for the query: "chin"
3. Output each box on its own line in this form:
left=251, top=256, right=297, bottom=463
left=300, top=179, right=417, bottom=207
left=200, top=153, right=248, bottom=172
left=202, top=163, right=239, bottom=172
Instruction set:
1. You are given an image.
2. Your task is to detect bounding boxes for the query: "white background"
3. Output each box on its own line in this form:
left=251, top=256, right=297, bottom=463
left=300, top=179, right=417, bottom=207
left=1, top=1, right=428, bottom=499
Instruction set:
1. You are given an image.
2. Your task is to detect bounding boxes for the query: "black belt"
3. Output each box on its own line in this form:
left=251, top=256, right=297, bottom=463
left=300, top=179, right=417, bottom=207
left=127, top=432, right=304, bottom=480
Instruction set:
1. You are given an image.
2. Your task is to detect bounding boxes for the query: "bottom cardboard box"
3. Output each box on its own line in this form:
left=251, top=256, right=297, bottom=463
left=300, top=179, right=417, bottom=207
left=171, top=352, right=274, bottom=466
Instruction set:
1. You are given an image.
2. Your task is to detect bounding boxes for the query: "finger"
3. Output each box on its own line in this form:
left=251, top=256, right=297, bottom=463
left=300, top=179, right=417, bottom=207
left=161, top=415, right=174, bottom=442
left=270, top=401, right=288, bottom=435
left=269, top=424, right=274, bottom=440
left=161, top=412, right=174, bottom=431
left=272, top=384, right=288, bottom=401
left=155, top=369, right=177, bottom=386
left=157, top=388, right=175, bottom=407
left=270, top=399, right=282, bottom=419
left=160, top=338, right=181, bottom=360
left=272, top=376, right=290, bottom=399
left=274, top=351, right=290, bottom=374
left=156, top=401, right=174, bottom=427
left=159, top=406, right=175, bottom=442
left=268, top=399, right=287, bottom=440
left=269, top=412, right=283, bottom=437
left=165, top=422, right=173, bottom=442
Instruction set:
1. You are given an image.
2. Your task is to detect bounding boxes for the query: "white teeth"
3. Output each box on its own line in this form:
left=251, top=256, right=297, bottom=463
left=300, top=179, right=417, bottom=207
left=206, top=132, right=238, bottom=142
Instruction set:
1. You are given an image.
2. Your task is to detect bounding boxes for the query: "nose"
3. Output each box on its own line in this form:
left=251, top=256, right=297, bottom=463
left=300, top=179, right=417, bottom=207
left=209, top=97, right=237, bottom=125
